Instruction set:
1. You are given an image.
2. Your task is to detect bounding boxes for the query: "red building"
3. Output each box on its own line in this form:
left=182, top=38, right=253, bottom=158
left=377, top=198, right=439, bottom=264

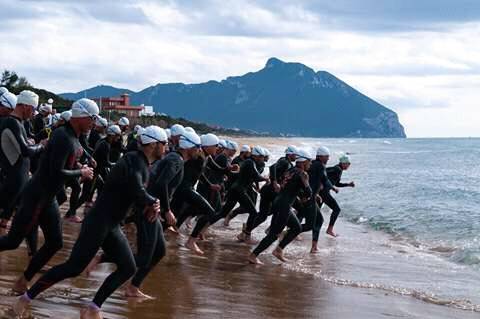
left=94, top=93, right=144, bottom=118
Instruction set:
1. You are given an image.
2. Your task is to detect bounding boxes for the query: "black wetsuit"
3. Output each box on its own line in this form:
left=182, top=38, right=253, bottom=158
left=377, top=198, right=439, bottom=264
left=88, top=129, right=102, bottom=150
left=246, top=157, right=294, bottom=233
left=310, top=160, right=335, bottom=240
left=279, top=160, right=328, bottom=248
left=171, top=155, right=218, bottom=238
left=0, top=115, right=44, bottom=220
left=0, top=115, right=44, bottom=255
left=0, top=123, right=84, bottom=281
left=210, top=158, right=265, bottom=230
left=30, top=114, right=49, bottom=174
left=26, top=150, right=157, bottom=307
left=198, top=153, right=230, bottom=211
left=253, top=167, right=312, bottom=256
left=127, top=151, right=184, bottom=288
left=324, top=164, right=348, bottom=228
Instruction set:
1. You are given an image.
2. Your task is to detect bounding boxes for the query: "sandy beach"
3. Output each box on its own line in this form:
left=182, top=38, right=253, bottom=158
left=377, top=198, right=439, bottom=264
left=0, top=201, right=478, bottom=318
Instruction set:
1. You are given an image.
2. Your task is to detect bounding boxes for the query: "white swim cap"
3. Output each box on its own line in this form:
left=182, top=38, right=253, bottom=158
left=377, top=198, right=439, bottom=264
left=0, top=87, right=8, bottom=96
left=179, top=131, right=201, bottom=149
left=251, top=146, right=264, bottom=156
left=140, top=125, right=168, bottom=144
left=165, top=128, right=171, bottom=139
left=339, top=154, right=351, bottom=164
left=50, top=113, right=61, bottom=125
left=225, top=140, right=238, bottom=151
left=107, top=125, right=121, bottom=136
left=201, top=133, right=219, bottom=147
left=184, top=126, right=195, bottom=133
left=71, top=98, right=99, bottom=118
left=262, top=147, right=271, bottom=157
left=0, top=92, right=17, bottom=109
left=96, top=116, right=108, bottom=128
left=118, top=117, right=129, bottom=126
left=316, top=146, right=330, bottom=156
left=296, top=149, right=313, bottom=162
left=47, top=98, right=54, bottom=104
left=134, top=125, right=142, bottom=133
left=170, top=124, right=185, bottom=136
left=285, top=145, right=299, bottom=155
left=38, top=103, right=53, bottom=113
left=218, top=139, right=227, bottom=149
left=240, top=145, right=251, bottom=153
left=60, top=110, right=72, bottom=122
left=17, top=90, right=39, bottom=108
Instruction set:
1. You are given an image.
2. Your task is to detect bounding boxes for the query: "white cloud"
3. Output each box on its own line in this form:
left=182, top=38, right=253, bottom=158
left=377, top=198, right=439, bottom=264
left=1, top=0, right=480, bottom=137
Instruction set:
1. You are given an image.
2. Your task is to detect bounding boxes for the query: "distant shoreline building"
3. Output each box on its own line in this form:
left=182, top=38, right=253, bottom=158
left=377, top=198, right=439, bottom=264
left=94, top=93, right=145, bottom=118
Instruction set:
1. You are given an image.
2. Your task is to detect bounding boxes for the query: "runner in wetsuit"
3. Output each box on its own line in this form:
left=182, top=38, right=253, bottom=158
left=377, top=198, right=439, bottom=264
left=310, top=146, right=338, bottom=253
left=0, top=98, right=96, bottom=294
left=0, top=90, right=15, bottom=118
left=197, top=140, right=235, bottom=212
left=242, top=146, right=298, bottom=235
left=109, top=116, right=129, bottom=163
left=0, top=92, right=45, bottom=224
left=14, top=126, right=164, bottom=319
left=323, top=153, right=355, bottom=238
left=0, top=91, right=19, bottom=223
left=0, top=92, right=45, bottom=258
left=65, top=125, right=121, bottom=220
left=169, top=132, right=208, bottom=253
left=121, top=127, right=178, bottom=298
left=88, top=116, right=107, bottom=150
left=174, top=133, right=238, bottom=255
left=79, top=116, right=108, bottom=211
left=278, top=147, right=336, bottom=254
left=210, top=146, right=269, bottom=243
left=248, top=149, right=313, bottom=265
left=127, top=125, right=143, bottom=152
left=168, top=124, right=185, bottom=153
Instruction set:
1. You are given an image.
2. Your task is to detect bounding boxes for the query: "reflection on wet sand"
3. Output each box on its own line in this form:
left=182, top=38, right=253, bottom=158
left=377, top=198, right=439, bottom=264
left=1, top=177, right=478, bottom=318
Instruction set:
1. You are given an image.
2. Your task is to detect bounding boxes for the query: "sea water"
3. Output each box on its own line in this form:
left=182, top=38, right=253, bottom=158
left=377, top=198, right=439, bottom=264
left=261, top=137, right=480, bottom=312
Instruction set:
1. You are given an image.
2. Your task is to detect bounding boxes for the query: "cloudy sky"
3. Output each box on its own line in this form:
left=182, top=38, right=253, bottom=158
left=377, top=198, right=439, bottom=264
left=2, top=0, right=480, bottom=137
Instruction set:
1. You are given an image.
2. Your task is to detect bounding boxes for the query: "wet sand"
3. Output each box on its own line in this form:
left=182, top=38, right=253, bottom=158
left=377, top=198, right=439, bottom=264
left=0, top=202, right=478, bottom=319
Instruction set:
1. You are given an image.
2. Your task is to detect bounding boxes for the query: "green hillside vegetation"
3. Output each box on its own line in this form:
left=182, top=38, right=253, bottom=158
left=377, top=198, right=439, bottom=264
left=1, top=70, right=72, bottom=111
left=2, top=70, right=257, bottom=136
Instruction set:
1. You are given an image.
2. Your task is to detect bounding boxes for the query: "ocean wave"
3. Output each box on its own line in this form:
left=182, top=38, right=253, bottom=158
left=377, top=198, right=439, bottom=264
left=284, top=263, right=480, bottom=313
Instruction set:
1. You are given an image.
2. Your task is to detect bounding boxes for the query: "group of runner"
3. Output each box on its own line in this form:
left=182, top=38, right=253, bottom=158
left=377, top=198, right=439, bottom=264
left=0, top=88, right=354, bottom=319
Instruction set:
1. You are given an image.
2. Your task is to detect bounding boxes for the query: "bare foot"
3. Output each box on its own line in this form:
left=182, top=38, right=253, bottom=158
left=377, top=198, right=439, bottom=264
left=244, top=235, right=258, bottom=245
left=247, top=253, right=264, bottom=265
left=236, top=232, right=246, bottom=242
left=272, top=247, right=289, bottom=262
left=326, top=227, right=338, bottom=237
left=185, top=238, right=204, bottom=255
left=13, top=294, right=30, bottom=317
left=310, top=242, right=318, bottom=254
left=166, top=226, right=180, bottom=236
left=83, top=202, right=93, bottom=215
left=12, top=275, right=28, bottom=295
left=223, top=213, right=232, bottom=227
left=64, top=215, right=83, bottom=223
left=85, top=254, right=102, bottom=276
left=80, top=306, right=103, bottom=319
left=0, top=218, right=8, bottom=228
left=125, top=284, right=155, bottom=299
